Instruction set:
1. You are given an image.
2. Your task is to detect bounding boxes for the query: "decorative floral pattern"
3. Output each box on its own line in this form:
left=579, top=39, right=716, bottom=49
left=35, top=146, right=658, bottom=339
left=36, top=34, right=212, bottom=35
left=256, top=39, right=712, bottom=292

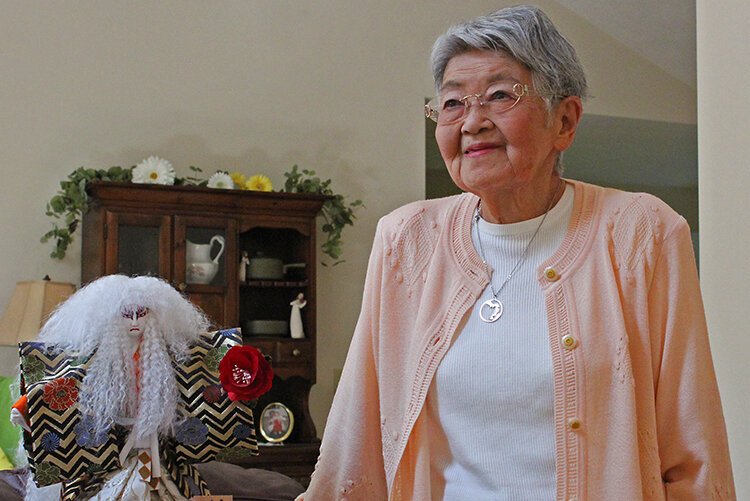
left=42, top=377, right=78, bottom=411
left=204, top=346, right=229, bottom=373
left=74, top=415, right=110, bottom=448
left=220, top=328, right=240, bottom=338
left=86, top=462, right=104, bottom=475
left=21, top=356, right=45, bottom=385
left=207, top=171, right=234, bottom=189
left=215, top=446, right=254, bottom=462
left=245, top=174, right=273, bottom=192
left=174, top=417, right=208, bottom=446
left=40, top=432, right=61, bottom=452
left=70, top=354, right=91, bottom=367
left=232, top=424, right=252, bottom=440
left=202, top=384, right=223, bottom=404
left=35, top=462, right=61, bottom=487
left=131, top=156, right=176, bottom=185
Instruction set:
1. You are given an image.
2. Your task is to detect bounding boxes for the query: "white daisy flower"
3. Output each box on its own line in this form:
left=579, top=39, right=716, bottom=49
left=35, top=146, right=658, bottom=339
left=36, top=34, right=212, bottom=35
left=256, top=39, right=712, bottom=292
left=207, top=171, right=235, bottom=189
left=132, top=156, right=176, bottom=185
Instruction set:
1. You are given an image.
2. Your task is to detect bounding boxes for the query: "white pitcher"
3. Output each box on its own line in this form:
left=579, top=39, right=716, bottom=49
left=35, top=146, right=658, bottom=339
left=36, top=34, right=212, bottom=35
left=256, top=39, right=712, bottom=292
left=186, top=235, right=225, bottom=264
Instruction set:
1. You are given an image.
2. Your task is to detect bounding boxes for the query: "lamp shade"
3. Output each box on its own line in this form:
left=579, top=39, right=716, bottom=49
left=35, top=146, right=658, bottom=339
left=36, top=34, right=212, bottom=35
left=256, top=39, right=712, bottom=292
left=0, top=280, right=75, bottom=345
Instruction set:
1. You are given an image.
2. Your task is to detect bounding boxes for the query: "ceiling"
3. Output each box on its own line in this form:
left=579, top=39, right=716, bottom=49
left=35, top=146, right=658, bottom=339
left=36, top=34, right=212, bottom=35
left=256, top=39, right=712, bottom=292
left=555, top=0, right=696, bottom=88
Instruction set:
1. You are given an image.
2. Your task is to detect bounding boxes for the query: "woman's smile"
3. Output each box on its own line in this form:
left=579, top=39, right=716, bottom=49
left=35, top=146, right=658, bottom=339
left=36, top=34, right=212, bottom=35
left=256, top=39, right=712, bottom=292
left=464, top=142, right=501, bottom=157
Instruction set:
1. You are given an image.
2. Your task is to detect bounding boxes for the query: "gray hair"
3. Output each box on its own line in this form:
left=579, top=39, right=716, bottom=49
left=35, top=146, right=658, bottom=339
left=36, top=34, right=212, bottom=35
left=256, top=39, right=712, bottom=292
left=430, top=5, right=587, bottom=173
left=431, top=5, right=587, bottom=103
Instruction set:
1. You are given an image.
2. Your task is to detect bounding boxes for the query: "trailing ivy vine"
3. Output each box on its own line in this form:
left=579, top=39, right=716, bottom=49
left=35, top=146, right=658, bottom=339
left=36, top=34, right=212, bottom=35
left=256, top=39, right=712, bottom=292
left=42, top=166, right=132, bottom=259
left=283, top=165, right=363, bottom=265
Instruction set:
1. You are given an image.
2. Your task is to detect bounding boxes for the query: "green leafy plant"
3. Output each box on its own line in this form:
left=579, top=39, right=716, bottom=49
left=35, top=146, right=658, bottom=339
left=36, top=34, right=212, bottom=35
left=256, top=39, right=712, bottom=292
left=43, top=164, right=363, bottom=263
left=283, top=165, right=363, bottom=265
left=42, top=166, right=132, bottom=259
left=177, top=165, right=208, bottom=186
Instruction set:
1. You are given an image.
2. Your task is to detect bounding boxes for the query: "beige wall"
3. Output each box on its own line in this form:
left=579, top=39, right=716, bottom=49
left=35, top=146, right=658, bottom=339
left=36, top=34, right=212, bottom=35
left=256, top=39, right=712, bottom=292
left=697, top=1, right=750, bottom=497
left=1, top=0, right=706, bottom=465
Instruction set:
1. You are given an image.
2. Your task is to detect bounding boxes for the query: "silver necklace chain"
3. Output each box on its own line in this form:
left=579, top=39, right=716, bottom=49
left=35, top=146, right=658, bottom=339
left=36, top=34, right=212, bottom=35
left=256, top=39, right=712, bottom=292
left=474, top=180, right=563, bottom=323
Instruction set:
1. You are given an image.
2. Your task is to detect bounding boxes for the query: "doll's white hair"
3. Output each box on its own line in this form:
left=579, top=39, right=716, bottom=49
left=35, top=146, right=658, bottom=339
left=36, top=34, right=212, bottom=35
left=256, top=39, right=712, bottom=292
left=38, top=274, right=210, bottom=441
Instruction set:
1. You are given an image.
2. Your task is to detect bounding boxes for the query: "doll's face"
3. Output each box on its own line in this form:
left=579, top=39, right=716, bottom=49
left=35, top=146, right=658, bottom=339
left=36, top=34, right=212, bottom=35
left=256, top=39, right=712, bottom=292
left=120, top=305, right=150, bottom=339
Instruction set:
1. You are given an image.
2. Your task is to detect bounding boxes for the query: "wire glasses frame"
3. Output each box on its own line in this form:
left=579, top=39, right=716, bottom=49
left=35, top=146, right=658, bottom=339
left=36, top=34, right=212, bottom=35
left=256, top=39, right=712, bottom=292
left=425, top=82, right=537, bottom=124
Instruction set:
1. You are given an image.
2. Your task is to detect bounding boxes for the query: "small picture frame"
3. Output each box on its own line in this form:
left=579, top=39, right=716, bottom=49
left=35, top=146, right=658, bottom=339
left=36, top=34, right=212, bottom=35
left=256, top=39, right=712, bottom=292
left=259, top=402, right=294, bottom=443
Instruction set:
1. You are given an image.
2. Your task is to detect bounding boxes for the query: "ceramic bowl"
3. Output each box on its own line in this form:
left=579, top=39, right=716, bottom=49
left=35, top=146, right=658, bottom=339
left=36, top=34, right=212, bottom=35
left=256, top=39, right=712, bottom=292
left=243, top=320, right=289, bottom=336
left=248, top=257, right=284, bottom=279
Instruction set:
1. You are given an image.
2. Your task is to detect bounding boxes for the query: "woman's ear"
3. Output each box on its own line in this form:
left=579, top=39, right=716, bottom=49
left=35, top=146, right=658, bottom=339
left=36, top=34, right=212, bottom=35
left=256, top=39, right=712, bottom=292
left=553, top=96, right=583, bottom=152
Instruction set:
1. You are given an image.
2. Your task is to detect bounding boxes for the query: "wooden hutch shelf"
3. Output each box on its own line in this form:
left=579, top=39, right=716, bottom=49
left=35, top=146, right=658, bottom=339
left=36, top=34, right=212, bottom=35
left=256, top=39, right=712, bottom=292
left=81, top=181, right=326, bottom=485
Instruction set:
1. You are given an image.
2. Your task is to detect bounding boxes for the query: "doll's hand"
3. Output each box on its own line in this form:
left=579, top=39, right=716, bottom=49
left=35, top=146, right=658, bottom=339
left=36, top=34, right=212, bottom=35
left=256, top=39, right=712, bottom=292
left=10, top=395, right=30, bottom=431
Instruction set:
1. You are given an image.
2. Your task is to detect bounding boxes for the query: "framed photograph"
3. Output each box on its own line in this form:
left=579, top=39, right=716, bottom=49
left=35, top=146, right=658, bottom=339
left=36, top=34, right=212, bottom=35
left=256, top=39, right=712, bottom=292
left=259, top=402, right=294, bottom=443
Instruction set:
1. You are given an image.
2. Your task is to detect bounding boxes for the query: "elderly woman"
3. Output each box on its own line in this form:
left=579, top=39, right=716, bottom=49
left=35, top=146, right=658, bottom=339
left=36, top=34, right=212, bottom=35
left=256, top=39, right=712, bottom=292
left=302, top=5, right=734, bottom=500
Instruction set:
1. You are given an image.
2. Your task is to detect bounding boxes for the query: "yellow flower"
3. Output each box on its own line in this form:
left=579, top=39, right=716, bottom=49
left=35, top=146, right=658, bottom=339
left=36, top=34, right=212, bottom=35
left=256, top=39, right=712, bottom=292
left=230, top=172, right=246, bottom=188
left=245, top=175, right=273, bottom=192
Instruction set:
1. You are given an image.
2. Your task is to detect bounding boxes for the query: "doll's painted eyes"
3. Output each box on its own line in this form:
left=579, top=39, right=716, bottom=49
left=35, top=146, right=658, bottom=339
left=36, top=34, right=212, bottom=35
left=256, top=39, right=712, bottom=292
left=121, top=306, right=150, bottom=319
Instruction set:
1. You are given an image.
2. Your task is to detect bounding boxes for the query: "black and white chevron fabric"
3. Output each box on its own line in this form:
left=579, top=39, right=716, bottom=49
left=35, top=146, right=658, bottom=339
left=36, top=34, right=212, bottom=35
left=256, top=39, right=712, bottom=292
left=19, top=328, right=260, bottom=495
left=168, top=328, right=259, bottom=464
left=19, top=343, right=123, bottom=487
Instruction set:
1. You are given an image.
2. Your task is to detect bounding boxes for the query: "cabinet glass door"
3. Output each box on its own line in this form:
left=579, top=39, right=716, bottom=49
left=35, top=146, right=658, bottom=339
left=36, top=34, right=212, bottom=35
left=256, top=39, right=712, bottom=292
left=106, top=212, right=171, bottom=278
left=174, top=216, right=237, bottom=327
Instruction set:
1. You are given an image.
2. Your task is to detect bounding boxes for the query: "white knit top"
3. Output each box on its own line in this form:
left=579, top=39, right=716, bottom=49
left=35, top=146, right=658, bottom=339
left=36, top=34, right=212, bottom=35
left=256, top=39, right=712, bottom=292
left=426, top=184, right=574, bottom=500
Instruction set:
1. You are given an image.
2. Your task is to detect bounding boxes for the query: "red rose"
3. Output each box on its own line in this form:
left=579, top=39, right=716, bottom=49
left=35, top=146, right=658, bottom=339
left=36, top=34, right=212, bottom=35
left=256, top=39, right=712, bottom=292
left=219, top=345, right=273, bottom=402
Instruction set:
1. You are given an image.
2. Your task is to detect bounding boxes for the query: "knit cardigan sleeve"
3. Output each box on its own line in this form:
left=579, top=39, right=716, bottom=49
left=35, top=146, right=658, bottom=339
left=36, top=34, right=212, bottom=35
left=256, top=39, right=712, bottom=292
left=299, top=219, right=389, bottom=500
left=648, top=218, right=736, bottom=499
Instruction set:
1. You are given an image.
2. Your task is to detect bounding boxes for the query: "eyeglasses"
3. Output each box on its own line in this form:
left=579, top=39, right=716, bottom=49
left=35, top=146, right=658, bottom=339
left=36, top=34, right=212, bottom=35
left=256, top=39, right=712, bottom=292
left=425, top=82, right=542, bottom=124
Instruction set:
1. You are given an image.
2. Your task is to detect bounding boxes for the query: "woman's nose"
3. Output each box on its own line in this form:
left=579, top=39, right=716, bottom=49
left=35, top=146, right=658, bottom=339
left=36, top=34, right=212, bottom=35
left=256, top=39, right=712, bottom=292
left=461, top=104, right=494, bottom=134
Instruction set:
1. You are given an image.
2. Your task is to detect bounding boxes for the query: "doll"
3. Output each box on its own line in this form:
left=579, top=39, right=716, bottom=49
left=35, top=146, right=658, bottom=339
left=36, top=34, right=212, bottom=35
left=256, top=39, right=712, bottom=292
left=16, top=275, right=269, bottom=500
left=18, top=275, right=210, bottom=500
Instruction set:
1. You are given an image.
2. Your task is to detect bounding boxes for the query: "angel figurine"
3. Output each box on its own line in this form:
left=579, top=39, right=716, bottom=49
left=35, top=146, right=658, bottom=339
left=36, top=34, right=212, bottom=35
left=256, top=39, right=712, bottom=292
left=289, top=293, right=306, bottom=339
left=239, top=251, right=250, bottom=282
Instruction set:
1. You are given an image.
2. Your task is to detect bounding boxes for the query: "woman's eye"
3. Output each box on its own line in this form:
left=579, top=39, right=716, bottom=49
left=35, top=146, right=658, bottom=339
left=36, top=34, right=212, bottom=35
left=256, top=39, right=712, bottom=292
left=442, top=99, right=463, bottom=109
left=489, top=90, right=512, bottom=101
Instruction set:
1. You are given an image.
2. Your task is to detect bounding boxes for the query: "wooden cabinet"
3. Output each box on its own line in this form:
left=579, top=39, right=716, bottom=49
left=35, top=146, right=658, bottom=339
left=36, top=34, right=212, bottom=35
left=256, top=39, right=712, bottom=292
left=81, top=181, right=325, bottom=484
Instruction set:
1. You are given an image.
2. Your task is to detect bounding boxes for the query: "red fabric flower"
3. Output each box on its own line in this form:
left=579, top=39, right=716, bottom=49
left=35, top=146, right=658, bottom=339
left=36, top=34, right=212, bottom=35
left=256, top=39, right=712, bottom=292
left=42, top=377, right=79, bottom=411
left=203, top=384, right=223, bottom=404
left=219, top=346, right=273, bottom=402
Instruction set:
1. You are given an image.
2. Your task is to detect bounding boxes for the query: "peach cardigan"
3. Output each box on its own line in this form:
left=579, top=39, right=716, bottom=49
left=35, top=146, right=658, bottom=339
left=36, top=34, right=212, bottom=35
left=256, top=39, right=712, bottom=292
left=301, top=180, right=735, bottom=500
